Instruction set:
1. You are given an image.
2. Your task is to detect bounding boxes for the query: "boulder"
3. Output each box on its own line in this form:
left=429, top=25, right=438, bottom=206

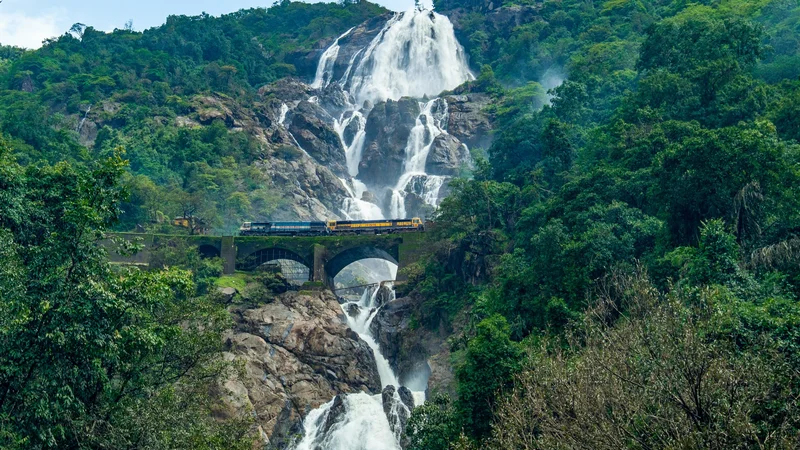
left=359, top=98, right=421, bottom=186
left=426, top=134, right=473, bottom=176
left=218, top=287, right=237, bottom=303
left=289, top=101, right=349, bottom=177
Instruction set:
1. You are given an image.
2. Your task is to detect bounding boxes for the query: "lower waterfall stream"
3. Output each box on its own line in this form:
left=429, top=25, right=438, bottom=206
left=293, top=287, right=425, bottom=450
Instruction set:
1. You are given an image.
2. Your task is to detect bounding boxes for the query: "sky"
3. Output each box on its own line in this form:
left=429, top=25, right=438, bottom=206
left=0, top=0, right=419, bottom=49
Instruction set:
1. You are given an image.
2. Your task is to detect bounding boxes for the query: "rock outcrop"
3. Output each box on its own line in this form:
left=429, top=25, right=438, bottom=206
left=370, top=293, right=455, bottom=396
left=426, top=134, right=473, bottom=176
left=359, top=98, right=421, bottom=186
left=216, top=291, right=381, bottom=448
left=443, top=93, right=493, bottom=151
left=288, top=101, right=349, bottom=177
left=447, top=4, right=542, bottom=33
left=258, top=77, right=316, bottom=104
left=381, top=385, right=415, bottom=446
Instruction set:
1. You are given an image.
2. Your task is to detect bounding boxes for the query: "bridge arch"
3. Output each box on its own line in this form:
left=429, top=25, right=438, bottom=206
left=237, top=247, right=312, bottom=275
left=198, top=244, right=221, bottom=259
left=326, top=246, right=399, bottom=280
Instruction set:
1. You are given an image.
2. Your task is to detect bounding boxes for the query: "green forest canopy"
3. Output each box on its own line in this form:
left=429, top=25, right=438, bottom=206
left=1, top=0, right=800, bottom=447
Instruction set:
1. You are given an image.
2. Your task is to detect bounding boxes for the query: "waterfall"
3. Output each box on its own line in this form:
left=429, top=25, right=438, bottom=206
left=313, top=7, right=472, bottom=222
left=291, top=8, right=472, bottom=448
left=334, top=111, right=368, bottom=177
left=346, top=10, right=473, bottom=107
left=279, top=103, right=289, bottom=126
left=294, top=285, right=420, bottom=450
left=312, top=27, right=355, bottom=89
left=339, top=178, right=384, bottom=220
left=387, top=98, right=450, bottom=218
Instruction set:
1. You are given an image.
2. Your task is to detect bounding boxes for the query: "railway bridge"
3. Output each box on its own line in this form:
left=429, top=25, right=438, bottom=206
left=105, top=232, right=429, bottom=288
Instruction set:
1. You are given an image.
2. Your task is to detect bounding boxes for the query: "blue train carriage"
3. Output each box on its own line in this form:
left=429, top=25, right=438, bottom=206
left=239, top=221, right=328, bottom=236
left=326, top=218, right=424, bottom=234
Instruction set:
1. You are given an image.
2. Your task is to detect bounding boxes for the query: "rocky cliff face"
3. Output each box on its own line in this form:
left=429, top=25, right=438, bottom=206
left=215, top=291, right=381, bottom=448
left=358, top=98, right=420, bottom=186
left=443, top=93, right=494, bottom=151
left=288, top=101, right=349, bottom=177
left=369, top=293, right=455, bottom=396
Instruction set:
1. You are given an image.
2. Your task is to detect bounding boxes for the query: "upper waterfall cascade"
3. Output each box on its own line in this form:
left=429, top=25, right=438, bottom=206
left=313, top=9, right=472, bottom=105
left=311, top=6, right=473, bottom=222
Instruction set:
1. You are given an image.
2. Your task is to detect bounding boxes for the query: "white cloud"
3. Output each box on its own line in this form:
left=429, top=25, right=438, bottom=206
left=0, top=11, right=62, bottom=49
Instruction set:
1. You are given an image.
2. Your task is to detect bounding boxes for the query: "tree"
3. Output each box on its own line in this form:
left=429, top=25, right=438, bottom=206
left=406, top=394, right=460, bottom=450
left=0, top=140, right=250, bottom=449
left=455, top=315, right=523, bottom=439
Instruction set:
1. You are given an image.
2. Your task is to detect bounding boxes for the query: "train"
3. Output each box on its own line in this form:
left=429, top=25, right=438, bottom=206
left=239, top=218, right=424, bottom=236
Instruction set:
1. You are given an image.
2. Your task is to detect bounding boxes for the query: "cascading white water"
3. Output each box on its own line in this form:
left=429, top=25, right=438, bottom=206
left=388, top=98, right=452, bottom=218
left=345, top=10, right=472, bottom=107
left=294, top=286, right=421, bottom=450
left=334, top=112, right=368, bottom=177
left=294, top=393, right=399, bottom=450
left=291, top=7, right=472, bottom=449
left=279, top=103, right=289, bottom=126
left=314, top=7, right=472, bottom=221
left=312, top=27, right=355, bottom=89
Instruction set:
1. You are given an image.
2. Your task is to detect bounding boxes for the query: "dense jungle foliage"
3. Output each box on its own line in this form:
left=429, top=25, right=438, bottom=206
left=0, top=138, right=253, bottom=448
left=2, top=0, right=800, bottom=448
left=401, top=0, right=800, bottom=448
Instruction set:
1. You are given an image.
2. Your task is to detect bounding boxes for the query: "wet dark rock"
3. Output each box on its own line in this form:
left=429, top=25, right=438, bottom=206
left=342, top=113, right=362, bottom=147
left=289, top=101, right=348, bottom=177
left=361, top=189, right=378, bottom=204
left=443, top=93, right=493, bottom=151
left=317, top=84, right=351, bottom=117
left=322, top=395, right=347, bottom=435
left=381, top=385, right=413, bottom=445
left=345, top=303, right=361, bottom=318
left=426, top=133, right=473, bottom=176
left=381, top=385, right=397, bottom=414
left=370, top=296, right=420, bottom=376
left=359, top=98, right=421, bottom=186
left=374, top=285, right=395, bottom=308
left=398, top=386, right=415, bottom=410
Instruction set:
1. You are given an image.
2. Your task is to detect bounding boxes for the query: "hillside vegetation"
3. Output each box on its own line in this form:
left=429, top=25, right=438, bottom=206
left=404, top=0, right=800, bottom=448
left=1, top=0, right=800, bottom=448
left=0, top=0, right=386, bottom=233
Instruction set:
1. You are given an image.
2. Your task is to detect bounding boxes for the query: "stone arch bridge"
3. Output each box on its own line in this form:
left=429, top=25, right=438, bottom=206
left=105, top=233, right=429, bottom=288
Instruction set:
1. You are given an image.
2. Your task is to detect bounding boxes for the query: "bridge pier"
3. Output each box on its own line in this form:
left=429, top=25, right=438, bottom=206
left=221, top=236, right=236, bottom=275
left=312, top=244, right=337, bottom=289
